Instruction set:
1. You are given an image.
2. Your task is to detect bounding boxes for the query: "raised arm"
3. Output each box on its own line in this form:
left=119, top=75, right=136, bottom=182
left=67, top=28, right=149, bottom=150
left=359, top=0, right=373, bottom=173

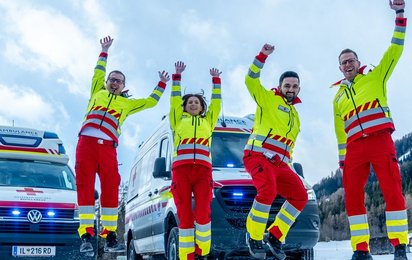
left=245, top=44, right=275, bottom=105
left=126, top=70, right=169, bottom=116
left=370, top=0, right=406, bottom=82
left=90, top=36, right=114, bottom=96
left=206, top=68, right=222, bottom=128
left=170, top=61, right=186, bottom=130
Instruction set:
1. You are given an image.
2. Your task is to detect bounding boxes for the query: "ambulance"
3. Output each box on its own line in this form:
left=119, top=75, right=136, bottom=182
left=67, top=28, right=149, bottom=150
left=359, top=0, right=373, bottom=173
left=0, top=126, right=92, bottom=259
left=125, top=115, right=320, bottom=260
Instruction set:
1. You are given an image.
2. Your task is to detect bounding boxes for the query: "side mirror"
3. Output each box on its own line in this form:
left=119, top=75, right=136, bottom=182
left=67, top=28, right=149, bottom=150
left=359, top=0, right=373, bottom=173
left=153, top=157, right=171, bottom=179
left=293, top=162, right=304, bottom=177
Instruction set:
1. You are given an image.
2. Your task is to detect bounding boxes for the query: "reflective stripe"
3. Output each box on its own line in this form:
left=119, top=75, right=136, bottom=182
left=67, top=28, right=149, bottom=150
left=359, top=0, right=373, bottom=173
left=253, top=58, right=264, bottom=69
left=252, top=200, right=271, bottom=213
left=178, top=143, right=210, bottom=152
left=79, top=218, right=95, bottom=225
left=195, top=222, right=211, bottom=232
left=173, top=81, right=181, bottom=86
left=282, top=201, right=299, bottom=218
left=351, top=229, right=370, bottom=236
left=179, top=228, right=194, bottom=237
left=79, top=206, right=95, bottom=214
left=101, top=207, right=118, bottom=215
left=173, top=154, right=211, bottom=163
left=244, top=145, right=290, bottom=164
left=213, top=84, right=221, bottom=89
left=171, top=91, right=181, bottom=96
left=395, top=25, right=406, bottom=33
left=347, top=117, right=393, bottom=139
left=349, top=214, right=368, bottom=225
left=179, top=241, right=195, bottom=248
left=387, top=225, right=408, bottom=233
left=150, top=92, right=160, bottom=101
left=95, top=65, right=106, bottom=72
left=278, top=213, right=293, bottom=226
left=392, top=37, right=404, bottom=45
left=386, top=210, right=407, bottom=221
left=250, top=134, right=291, bottom=152
left=155, top=86, right=165, bottom=93
left=248, top=212, right=268, bottom=224
left=338, top=143, right=346, bottom=150
left=339, top=155, right=345, bottom=161
left=101, top=220, right=117, bottom=226
left=344, top=107, right=389, bottom=129
left=195, top=234, right=211, bottom=242
left=88, top=109, right=120, bottom=121
left=211, top=94, right=221, bottom=99
left=83, top=118, right=119, bottom=139
left=248, top=69, right=260, bottom=79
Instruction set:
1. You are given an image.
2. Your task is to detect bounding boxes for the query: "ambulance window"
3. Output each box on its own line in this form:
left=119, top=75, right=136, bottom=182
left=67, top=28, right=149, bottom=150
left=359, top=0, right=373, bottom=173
left=211, top=132, right=249, bottom=168
left=159, top=137, right=170, bottom=171
left=62, top=170, right=74, bottom=189
left=136, top=146, right=157, bottom=195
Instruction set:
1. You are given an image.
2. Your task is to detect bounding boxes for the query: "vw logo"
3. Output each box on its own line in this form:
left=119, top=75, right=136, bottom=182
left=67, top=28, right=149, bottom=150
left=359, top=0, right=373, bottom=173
left=27, top=210, right=42, bottom=223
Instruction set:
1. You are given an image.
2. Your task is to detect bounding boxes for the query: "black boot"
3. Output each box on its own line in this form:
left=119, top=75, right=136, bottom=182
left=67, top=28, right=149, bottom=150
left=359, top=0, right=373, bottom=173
left=351, top=250, right=373, bottom=260
left=394, top=244, right=408, bottom=260
left=80, top=233, right=94, bottom=256
left=266, top=233, right=286, bottom=260
left=245, top=233, right=266, bottom=259
left=104, top=231, right=126, bottom=253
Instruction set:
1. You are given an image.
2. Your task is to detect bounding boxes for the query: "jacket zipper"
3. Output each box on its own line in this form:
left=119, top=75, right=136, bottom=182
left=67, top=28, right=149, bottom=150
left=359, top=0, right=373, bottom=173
left=99, top=93, right=115, bottom=128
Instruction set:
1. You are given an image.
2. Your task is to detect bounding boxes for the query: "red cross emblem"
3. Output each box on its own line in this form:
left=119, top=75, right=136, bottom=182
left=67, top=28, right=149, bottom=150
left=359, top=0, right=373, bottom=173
left=16, top=188, right=44, bottom=196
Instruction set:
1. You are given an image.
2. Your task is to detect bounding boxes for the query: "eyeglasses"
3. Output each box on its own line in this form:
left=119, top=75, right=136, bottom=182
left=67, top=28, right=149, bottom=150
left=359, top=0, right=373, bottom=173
left=340, top=58, right=358, bottom=66
left=108, top=78, right=124, bottom=84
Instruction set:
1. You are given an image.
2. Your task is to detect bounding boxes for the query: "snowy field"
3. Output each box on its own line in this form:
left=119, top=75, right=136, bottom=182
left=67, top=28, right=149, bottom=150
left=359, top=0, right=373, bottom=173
left=116, top=240, right=412, bottom=259
left=314, top=240, right=412, bottom=260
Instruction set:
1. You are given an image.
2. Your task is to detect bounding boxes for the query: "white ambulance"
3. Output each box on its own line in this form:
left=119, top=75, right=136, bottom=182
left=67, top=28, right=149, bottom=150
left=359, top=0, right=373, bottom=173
left=0, top=126, right=93, bottom=259
left=125, top=115, right=320, bottom=260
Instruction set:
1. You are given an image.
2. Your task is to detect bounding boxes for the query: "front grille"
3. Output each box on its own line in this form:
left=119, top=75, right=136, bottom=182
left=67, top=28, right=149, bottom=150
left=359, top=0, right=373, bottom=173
left=0, top=207, right=78, bottom=234
left=215, top=185, right=285, bottom=214
left=0, top=208, right=74, bottom=219
left=0, top=221, right=79, bottom=234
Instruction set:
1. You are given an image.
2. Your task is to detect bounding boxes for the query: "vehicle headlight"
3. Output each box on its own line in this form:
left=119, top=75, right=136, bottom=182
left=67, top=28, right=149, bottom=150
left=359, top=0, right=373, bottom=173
left=73, top=209, right=79, bottom=220
left=307, top=189, right=316, bottom=201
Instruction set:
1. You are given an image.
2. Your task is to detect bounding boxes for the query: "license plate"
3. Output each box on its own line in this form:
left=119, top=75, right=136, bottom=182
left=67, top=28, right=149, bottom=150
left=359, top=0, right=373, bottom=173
left=12, top=246, right=56, bottom=257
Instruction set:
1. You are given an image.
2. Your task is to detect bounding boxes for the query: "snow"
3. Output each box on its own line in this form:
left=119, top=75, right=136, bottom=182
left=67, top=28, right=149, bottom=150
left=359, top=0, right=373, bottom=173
left=314, top=240, right=412, bottom=260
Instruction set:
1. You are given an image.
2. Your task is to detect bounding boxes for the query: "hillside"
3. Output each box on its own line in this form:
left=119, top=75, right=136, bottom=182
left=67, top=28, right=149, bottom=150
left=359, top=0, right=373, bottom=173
left=313, top=132, right=412, bottom=241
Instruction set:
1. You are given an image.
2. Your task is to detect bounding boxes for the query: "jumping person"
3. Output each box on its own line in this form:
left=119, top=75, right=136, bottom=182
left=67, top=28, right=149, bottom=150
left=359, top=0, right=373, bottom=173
left=170, top=61, right=222, bottom=260
left=75, top=36, right=169, bottom=255
left=244, top=44, right=308, bottom=260
left=332, top=1, right=408, bottom=259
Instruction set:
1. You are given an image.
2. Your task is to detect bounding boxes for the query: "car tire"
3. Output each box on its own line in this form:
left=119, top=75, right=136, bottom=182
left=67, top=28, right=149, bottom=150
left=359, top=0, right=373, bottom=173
left=167, top=227, right=179, bottom=260
left=127, top=239, right=143, bottom=260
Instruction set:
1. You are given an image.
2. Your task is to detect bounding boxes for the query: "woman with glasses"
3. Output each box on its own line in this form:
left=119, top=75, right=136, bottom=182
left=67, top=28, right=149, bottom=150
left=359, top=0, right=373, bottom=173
left=75, top=35, right=170, bottom=256
left=169, top=61, right=222, bottom=260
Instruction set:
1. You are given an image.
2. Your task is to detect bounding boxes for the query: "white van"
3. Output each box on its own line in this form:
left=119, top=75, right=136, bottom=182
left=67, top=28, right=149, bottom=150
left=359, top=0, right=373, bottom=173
left=0, top=126, right=94, bottom=259
left=124, top=115, right=320, bottom=260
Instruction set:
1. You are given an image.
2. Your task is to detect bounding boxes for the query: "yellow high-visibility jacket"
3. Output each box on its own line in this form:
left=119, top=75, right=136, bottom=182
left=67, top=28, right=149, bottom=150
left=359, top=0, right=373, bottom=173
left=170, top=74, right=221, bottom=169
left=332, top=17, right=407, bottom=166
left=245, top=53, right=301, bottom=164
left=80, top=52, right=166, bottom=143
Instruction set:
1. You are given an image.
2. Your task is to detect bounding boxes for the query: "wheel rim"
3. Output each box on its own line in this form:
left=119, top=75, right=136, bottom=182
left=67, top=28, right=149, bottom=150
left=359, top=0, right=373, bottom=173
left=169, top=236, right=177, bottom=260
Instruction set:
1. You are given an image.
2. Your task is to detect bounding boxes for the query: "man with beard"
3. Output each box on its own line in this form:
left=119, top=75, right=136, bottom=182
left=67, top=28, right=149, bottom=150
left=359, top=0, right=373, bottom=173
left=331, top=1, right=408, bottom=259
left=243, top=43, right=308, bottom=260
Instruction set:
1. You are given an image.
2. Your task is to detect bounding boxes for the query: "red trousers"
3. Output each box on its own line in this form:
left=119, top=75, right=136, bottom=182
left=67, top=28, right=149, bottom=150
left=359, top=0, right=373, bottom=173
left=75, top=135, right=120, bottom=209
left=171, top=164, right=213, bottom=228
left=243, top=154, right=307, bottom=211
left=343, top=131, right=405, bottom=215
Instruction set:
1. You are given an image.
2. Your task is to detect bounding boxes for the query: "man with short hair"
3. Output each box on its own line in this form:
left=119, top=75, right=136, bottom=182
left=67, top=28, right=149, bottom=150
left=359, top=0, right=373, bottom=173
left=244, top=43, right=308, bottom=260
left=332, top=1, right=408, bottom=259
left=75, top=36, right=170, bottom=256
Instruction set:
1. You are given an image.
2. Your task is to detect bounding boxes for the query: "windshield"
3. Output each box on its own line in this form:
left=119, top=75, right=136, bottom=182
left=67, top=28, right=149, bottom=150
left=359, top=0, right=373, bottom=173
left=211, top=132, right=250, bottom=168
left=0, top=159, right=76, bottom=190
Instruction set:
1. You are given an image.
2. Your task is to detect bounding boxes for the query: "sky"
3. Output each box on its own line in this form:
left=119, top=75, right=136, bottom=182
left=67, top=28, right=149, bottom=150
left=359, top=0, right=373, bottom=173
left=0, top=0, right=411, bottom=187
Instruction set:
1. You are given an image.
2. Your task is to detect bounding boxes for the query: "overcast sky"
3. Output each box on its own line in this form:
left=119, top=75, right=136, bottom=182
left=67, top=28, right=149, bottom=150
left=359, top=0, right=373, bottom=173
left=0, top=0, right=411, bottom=186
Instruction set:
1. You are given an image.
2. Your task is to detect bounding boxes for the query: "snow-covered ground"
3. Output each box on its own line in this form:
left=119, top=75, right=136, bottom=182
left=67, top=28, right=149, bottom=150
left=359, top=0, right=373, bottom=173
left=116, top=240, right=412, bottom=259
left=314, top=240, right=412, bottom=260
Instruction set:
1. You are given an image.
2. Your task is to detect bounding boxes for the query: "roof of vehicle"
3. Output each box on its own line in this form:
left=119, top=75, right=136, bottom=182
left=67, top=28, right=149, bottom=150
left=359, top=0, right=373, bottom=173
left=0, top=126, right=69, bottom=164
